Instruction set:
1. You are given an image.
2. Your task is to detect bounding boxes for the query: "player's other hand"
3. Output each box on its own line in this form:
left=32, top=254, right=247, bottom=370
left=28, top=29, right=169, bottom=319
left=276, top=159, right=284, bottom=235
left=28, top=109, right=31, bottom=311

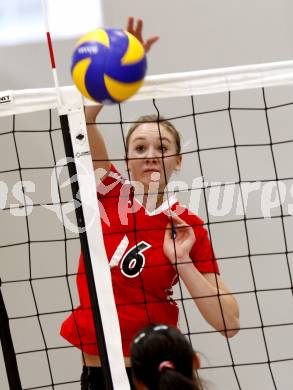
left=163, top=213, right=195, bottom=265
left=126, top=17, right=159, bottom=53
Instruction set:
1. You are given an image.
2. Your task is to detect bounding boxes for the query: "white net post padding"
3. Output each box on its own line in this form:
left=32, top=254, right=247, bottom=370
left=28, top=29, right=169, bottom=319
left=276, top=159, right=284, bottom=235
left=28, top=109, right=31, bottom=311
left=59, top=92, right=130, bottom=390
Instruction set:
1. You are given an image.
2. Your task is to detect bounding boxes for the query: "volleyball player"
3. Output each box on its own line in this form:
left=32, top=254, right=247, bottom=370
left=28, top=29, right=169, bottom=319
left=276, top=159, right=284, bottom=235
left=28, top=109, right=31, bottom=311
left=131, top=324, right=202, bottom=390
left=60, top=17, right=240, bottom=389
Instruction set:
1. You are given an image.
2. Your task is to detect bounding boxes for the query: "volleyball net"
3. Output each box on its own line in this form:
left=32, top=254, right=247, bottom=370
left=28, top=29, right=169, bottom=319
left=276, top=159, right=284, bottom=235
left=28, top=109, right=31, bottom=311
left=0, top=60, right=293, bottom=390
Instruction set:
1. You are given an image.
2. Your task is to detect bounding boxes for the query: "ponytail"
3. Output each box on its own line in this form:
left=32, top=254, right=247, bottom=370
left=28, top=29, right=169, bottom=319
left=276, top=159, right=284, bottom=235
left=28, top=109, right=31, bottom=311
left=158, top=368, right=201, bottom=390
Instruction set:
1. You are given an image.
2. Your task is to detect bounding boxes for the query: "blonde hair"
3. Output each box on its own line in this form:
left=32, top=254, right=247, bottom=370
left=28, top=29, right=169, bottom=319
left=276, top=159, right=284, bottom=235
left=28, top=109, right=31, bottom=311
left=125, top=115, right=181, bottom=156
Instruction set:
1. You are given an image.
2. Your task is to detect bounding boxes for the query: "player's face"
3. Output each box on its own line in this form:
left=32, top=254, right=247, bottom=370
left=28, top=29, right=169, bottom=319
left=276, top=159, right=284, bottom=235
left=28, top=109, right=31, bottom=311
left=127, top=123, right=182, bottom=191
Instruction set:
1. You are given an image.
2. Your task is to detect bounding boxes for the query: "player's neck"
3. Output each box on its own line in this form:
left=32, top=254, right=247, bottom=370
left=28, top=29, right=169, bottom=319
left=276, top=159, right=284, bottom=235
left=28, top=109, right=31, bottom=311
left=142, top=192, right=164, bottom=212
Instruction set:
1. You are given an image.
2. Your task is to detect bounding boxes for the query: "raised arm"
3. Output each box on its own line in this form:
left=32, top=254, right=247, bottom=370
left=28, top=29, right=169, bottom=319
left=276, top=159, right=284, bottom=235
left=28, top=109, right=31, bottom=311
left=85, top=17, right=159, bottom=178
left=85, top=105, right=111, bottom=175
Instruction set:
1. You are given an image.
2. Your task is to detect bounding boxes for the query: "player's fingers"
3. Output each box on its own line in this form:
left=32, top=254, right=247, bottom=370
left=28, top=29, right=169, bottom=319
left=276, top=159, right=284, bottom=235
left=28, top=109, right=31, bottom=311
left=164, top=222, right=175, bottom=239
left=144, top=36, right=160, bottom=53
left=127, top=16, right=134, bottom=33
left=135, top=18, right=143, bottom=36
left=166, top=212, right=193, bottom=241
left=171, top=218, right=193, bottom=239
left=165, top=222, right=172, bottom=232
left=169, top=212, right=187, bottom=226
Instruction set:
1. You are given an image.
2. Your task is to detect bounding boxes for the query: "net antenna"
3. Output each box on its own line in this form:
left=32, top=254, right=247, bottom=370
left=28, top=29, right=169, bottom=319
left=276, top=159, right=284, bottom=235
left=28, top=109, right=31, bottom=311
left=39, top=2, right=129, bottom=389
left=41, top=0, right=63, bottom=108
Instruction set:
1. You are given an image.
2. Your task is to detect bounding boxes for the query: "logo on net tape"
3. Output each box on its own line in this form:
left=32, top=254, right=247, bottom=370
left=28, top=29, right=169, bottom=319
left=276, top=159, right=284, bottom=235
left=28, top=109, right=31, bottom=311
left=0, top=94, right=12, bottom=104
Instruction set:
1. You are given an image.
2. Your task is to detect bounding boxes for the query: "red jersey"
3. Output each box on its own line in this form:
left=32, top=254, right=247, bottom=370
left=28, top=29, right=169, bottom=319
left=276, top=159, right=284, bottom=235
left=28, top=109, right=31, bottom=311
left=60, top=166, right=219, bottom=356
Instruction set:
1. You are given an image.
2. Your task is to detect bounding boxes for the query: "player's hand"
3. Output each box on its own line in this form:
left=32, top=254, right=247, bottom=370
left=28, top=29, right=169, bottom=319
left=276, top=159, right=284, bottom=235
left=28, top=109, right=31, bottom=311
left=126, top=17, right=159, bottom=53
left=163, top=213, right=195, bottom=265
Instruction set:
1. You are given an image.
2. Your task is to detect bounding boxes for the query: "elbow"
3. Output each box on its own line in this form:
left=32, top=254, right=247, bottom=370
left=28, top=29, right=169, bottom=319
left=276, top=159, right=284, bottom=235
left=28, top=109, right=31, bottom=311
left=224, top=327, right=239, bottom=338
left=220, top=318, right=240, bottom=338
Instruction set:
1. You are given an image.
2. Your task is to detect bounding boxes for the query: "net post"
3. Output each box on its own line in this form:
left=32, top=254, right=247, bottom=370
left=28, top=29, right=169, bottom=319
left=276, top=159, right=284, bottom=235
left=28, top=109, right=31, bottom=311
left=58, top=92, right=130, bottom=390
left=59, top=114, right=114, bottom=390
left=0, top=278, right=22, bottom=390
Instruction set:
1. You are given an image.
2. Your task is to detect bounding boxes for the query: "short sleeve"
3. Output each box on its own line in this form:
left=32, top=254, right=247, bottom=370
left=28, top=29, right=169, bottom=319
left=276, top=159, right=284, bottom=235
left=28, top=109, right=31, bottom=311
left=97, top=164, right=122, bottom=190
left=96, top=164, right=134, bottom=227
left=190, top=219, right=219, bottom=275
left=96, top=164, right=126, bottom=202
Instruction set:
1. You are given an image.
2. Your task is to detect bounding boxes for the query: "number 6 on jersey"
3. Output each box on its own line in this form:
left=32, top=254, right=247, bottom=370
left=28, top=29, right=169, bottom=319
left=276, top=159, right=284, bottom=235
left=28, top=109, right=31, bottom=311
left=120, top=241, right=151, bottom=278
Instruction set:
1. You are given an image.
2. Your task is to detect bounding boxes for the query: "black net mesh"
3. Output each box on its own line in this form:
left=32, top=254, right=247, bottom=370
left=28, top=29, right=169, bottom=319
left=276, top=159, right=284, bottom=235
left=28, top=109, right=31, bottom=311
left=0, top=85, right=293, bottom=390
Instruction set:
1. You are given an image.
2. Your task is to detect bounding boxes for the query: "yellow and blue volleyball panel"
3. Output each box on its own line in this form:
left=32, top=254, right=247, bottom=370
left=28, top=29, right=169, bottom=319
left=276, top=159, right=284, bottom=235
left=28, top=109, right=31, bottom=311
left=71, top=28, right=147, bottom=104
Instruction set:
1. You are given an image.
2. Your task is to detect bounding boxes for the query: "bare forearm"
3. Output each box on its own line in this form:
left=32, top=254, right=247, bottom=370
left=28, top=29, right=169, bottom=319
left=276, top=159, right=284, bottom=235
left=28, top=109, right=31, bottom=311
left=176, top=260, right=240, bottom=337
left=87, top=122, right=110, bottom=170
left=85, top=105, right=111, bottom=173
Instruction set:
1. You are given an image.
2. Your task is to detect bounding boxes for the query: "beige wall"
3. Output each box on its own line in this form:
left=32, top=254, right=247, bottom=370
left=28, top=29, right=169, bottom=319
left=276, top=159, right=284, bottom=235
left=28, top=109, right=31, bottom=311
left=0, top=0, right=293, bottom=91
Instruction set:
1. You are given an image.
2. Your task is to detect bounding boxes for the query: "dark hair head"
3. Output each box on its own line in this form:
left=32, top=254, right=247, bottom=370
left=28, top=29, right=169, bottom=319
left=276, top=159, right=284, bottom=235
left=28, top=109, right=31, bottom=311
left=125, top=115, right=181, bottom=157
left=130, top=324, right=202, bottom=390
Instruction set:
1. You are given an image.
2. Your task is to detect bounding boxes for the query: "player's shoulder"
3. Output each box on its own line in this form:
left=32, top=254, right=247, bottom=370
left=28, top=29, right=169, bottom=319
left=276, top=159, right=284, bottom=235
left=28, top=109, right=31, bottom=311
left=104, top=164, right=126, bottom=184
left=97, top=164, right=129, bottom=196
